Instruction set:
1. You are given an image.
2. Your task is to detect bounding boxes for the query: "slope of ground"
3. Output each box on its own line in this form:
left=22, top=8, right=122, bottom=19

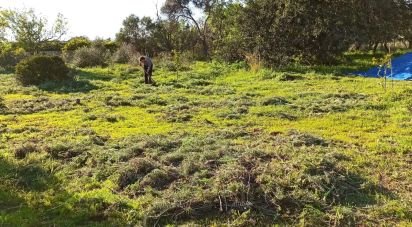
left=0, top=52, right=411, bottom=226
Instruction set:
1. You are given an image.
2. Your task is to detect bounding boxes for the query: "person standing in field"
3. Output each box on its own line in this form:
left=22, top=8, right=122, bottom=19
left=139, top=56, right=153, bottom=84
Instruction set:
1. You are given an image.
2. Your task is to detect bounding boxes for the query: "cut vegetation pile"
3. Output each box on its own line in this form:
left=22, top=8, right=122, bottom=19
left=0, top=53, right=411, bottom=226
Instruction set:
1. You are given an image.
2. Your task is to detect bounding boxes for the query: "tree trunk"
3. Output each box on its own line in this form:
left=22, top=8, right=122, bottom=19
left=383, top=42, right=389, bottom=53
left=354, top=42, right=361, bottom=51
left=201, top=36, right=209, bottom=60
left=373, top=42, right=379, bottom=54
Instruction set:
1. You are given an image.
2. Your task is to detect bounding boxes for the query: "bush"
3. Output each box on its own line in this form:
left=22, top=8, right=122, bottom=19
left=62, top=37, right=92, bottom=52
left=0, top=44, right=28, bottom=72
left=92, top=39, right=118, bottom=53
left=62, top=37, right=92, bottom=63
left=38, top=40, right=65, bottom=52
left=112, top=43, right=140, bottom=64
left=71, top=46, right=108, bottom=68
left=15, top=55, right=71, bottom=85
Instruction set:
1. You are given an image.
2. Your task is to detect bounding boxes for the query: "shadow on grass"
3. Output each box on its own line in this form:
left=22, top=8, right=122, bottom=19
left=36, top=67, right=118, bottom=93
left=38, top=79, right=98, bottom=94
left=0, top=157, right=130, bottom=226
left=76, top=70, right=114, bottom=82
left=274, top=52, right=389, bottom=76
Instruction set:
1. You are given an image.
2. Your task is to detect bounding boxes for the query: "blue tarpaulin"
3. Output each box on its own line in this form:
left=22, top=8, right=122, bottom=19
left=356, top=52, right=412, bottom=80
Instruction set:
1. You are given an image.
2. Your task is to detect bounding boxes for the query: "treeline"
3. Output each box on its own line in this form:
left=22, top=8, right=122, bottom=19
left=1, top=0, right=412, bottom=69
left=115, top=0, right=412, bottom=65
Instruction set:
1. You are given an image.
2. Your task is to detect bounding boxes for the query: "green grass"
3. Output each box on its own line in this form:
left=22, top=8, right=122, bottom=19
left=0, top=52, right=411, bottom=226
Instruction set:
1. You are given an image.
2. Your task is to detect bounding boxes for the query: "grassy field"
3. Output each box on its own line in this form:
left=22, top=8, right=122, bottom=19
left=0, top=52, right=411, bottom=226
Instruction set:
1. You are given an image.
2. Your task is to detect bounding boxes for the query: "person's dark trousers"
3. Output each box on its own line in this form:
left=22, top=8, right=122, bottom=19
left=144, top=67, right=153, bottom=84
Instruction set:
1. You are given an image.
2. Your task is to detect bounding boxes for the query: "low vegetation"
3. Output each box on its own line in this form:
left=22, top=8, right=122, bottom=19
left=71, top=47, right=108, bottom=68
left=0, top=52, right=411, bottom=226
left=1, top=1, right=411, bottom=225
left=15, top=56, right=71, bottom=85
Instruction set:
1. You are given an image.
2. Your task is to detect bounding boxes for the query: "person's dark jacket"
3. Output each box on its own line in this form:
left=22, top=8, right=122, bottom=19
left=143, top=57, right=153, bottom=74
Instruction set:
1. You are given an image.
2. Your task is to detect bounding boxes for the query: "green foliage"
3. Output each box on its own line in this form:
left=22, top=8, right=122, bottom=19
left=240, top=0, right=360, bottom=65
left=62, top=36, right=92, bottom=52
left=0, top=43, right=27, bottom=72
left=15, top=55, right=70, bottom=85
left=71, top=46, right=108, bottom=68
left=37, top=40, right=65, bottom=52
left=161, top=0, right=218, bottom=58
left=0, top=10, right=8, bottom=40
left=210, top=3, right=245, bottom=62
left=116, top=15, right=157, bottom=56
left=2, top=9, right=67, bottom=53
left=92, top=38, right=119, bottom=53
left=354, top=0, right=411, bottom=52
left=228, top=0, right=411, bottom=62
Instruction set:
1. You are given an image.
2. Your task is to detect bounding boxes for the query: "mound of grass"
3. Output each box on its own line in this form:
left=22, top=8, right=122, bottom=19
left=14, top=142, right=39, bottom=159
left=6, top=96, right=75, bottom=114
left=118, top=158, right=156, bottom=190
left=262, top=97, right=290, bottom=106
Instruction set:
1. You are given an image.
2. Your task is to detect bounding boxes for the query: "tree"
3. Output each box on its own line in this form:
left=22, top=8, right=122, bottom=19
left=116, top=15, right=157, bottom=56
left=161, top=0, right=221, bottom=59
left=239, top=0, right=370, bottom=65
left=209, top=2, right=244, bottom=61
left=355, top=0, right=408, bottom=52
left=399, top=0, right=412, bottom=48
left=152, top=19, right=199, bottom=54
left=3, top=9, right=68, bottom=53
left=0, top=9, right=7, bottom=42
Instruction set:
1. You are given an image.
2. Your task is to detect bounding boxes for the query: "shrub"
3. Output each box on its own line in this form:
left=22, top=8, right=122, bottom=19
left=71, top=47, right=108, bottom=68
left=92, top=39, right=118, bottom=53
left=62, top=37, right=92, bottom=63
left=62, top=37, right=92, bottom=52
left=38, top=40, right=65, bottom=52
left=15, top=55, right=71, bottom=85
left=0, top=45, right=28, bottom=72
left=112, top=43, right=140, bottom=64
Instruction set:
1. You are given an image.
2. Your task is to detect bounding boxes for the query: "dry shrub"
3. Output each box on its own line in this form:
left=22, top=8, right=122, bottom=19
left=245, top=53, right=262, bottom=72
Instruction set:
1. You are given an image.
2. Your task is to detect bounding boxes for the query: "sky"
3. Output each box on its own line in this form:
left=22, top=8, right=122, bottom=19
left=0, top=0, right=166, bottom=40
